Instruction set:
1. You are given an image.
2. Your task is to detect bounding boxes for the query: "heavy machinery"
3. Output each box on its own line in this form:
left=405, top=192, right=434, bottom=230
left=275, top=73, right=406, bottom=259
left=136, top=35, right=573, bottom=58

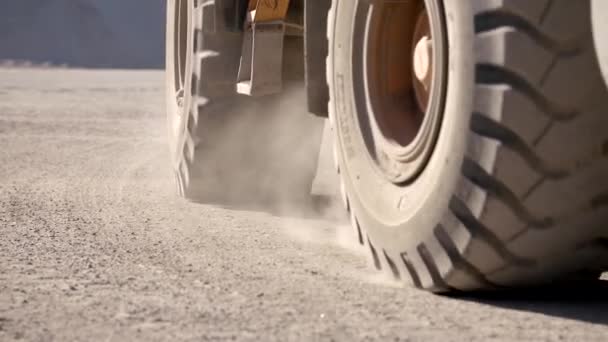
left=166, top=0, right=608, bottom=291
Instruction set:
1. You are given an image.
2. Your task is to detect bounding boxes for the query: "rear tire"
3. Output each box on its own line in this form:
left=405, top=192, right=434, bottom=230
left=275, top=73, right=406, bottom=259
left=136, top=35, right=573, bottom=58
left=166, top=0, right=324, bottom=213
left=327, top=0, right=608, bottom=291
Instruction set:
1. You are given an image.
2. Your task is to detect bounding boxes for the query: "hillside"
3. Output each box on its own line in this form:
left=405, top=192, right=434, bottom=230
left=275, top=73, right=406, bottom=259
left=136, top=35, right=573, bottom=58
left=0, top=0, right=165, bottom=68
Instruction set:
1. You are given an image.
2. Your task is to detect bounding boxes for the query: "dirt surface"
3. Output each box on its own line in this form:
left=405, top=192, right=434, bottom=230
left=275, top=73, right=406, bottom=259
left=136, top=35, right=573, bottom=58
left=1, top=69, right=607, bottom=341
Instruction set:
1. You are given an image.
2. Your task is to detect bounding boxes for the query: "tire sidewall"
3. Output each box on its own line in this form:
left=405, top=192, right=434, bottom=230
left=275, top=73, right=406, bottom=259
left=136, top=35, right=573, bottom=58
left=165, top=0, right=194, bottom=168
left=329, top=0, right=488, bottom=252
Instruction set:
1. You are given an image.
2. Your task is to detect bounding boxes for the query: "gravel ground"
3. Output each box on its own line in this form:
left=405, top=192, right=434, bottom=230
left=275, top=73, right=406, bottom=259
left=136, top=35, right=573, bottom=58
left=0, top=69, right=607, bottom=341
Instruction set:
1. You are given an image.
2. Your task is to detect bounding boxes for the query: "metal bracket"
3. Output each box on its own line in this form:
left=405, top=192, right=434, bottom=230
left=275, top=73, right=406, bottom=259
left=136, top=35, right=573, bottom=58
left=236, top=0, right=291, bottom=96
left=304, top=0, right=330, bottom=116
left=236, top=20, right=285, bottom=96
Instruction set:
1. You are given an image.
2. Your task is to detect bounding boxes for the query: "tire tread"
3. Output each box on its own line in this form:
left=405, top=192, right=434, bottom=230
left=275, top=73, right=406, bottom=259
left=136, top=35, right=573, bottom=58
left=327, top=0, right=608, bottom=291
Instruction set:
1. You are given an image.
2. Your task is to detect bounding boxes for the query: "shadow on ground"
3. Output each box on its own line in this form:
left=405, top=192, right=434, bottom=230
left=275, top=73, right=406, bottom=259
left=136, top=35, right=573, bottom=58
left=456, top=278, right=608, bottom=326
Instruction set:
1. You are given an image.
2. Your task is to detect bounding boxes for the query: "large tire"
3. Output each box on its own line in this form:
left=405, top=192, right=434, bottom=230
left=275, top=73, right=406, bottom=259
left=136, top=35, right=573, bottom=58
left=327, top=0, right=608, bottom=291
left=166, top=0, right=324, bottom=213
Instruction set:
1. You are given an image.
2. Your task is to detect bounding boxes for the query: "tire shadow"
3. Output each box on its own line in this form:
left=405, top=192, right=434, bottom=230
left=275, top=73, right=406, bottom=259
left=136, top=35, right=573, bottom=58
left=453, top=278, right=608, bottom=325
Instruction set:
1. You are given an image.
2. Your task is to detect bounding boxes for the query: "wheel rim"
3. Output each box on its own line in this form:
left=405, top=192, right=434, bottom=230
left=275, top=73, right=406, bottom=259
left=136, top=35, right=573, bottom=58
left=355, top=0, right=447, bottom=183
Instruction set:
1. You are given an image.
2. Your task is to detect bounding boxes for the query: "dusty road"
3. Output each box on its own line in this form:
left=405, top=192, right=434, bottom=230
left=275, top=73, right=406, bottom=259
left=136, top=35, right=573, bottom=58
left=1, top=69, right=607, bottom=341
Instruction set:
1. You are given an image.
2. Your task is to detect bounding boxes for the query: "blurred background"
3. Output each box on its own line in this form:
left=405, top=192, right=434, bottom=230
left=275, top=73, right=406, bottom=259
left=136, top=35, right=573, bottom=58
left=0, top=0, right=165, bottom=69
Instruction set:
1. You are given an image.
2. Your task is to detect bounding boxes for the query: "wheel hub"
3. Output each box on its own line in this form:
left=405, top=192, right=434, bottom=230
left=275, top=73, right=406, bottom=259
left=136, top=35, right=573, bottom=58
left=359, top=0, right=447, bottom=183
left=413, top=36, right=432, bottom=88
left=412, top=10, right=433, bottom=112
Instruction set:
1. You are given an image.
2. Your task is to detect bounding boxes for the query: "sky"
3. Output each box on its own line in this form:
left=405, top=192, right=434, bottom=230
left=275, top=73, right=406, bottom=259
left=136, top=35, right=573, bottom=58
left=0, top=0, right=165, bottom=68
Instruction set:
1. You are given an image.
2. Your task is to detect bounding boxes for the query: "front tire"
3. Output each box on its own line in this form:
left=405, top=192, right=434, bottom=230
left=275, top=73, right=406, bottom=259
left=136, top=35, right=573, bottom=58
left=327, top=0, right=608, bottom=291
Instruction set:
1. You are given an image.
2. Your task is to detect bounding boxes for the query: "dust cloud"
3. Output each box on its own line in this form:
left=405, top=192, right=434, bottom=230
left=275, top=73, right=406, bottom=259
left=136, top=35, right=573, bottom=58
left=181, top=80, right=398, bottom=284
left=280, top=217, right=408, bottom=288
left=184, top=83, right=342, bottom=219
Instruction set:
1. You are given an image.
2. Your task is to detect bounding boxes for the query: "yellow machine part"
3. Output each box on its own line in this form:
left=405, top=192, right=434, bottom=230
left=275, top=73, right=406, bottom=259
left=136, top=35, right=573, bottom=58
left=247, top=0, right=291, bottom=23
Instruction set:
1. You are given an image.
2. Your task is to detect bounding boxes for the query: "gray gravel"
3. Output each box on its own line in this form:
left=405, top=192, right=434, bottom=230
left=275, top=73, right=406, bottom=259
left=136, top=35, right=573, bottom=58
left=1, top=68, right=607, bottom=342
